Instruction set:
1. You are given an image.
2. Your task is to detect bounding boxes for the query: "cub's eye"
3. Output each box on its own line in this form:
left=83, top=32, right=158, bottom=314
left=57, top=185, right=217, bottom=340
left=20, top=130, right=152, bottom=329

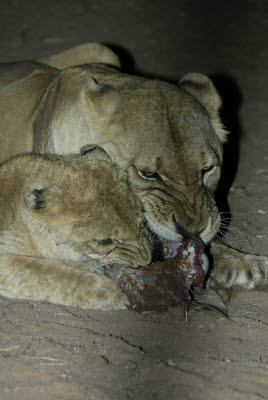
left=99, top=238, right=113, bottom=245
left=138, top=170, right=162, bottom=181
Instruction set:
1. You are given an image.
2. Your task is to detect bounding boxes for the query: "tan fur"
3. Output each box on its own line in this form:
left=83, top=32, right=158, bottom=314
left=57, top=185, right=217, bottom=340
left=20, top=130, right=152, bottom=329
left=0, top=43, right=227, bottom=246
left=0, top=43, right=266, bottom=290
left=38, top=42, right=121, bottom=70
left=0, top=151, right=153, bottom=309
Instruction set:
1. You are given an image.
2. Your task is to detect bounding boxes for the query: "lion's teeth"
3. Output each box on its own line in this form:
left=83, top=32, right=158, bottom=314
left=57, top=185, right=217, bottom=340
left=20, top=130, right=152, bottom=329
left=163, top=246, right=169, bottom=256
left=201, top=253, right=209, bottom=273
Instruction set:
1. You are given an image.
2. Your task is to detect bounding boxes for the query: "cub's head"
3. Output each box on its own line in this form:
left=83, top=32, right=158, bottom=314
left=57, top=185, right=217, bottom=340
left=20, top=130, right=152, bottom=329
left=0, top=150, right=153, bottom=267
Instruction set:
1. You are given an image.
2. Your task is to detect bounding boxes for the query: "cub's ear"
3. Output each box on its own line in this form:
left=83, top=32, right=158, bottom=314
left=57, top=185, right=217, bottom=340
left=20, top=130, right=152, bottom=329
left=80, top=144, right=112, bottom=162
left=179, top=73, right=228, bottom=143
left=80, top=144, right=99, bottom=155
left=23, top=188, right=46, bottom=210
left=23, top=187, right=63, bottom=217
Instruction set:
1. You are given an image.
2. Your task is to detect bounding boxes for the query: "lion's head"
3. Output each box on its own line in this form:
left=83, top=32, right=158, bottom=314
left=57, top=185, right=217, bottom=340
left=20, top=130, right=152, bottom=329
left=0, top=149, right=153, bottom=267
left=33, top=65, right=226, bottom=245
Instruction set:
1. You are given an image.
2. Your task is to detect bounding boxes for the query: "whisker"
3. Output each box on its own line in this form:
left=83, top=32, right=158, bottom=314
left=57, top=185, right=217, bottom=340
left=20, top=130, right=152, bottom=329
left=220, top=211, right=248, bottom=215
left=220, top=216, right=246, bottom=223
left=218, top=218, right=256, bottom=249
left=213, top=233, right=232, bottom=247
left=219, top=211, right=248, bottom=221
left=222, top=223, right=249, bottom=241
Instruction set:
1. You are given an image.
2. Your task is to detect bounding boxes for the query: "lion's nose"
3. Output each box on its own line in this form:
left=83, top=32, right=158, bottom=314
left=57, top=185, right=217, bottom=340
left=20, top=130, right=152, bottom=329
left=172, top=214, right=202, bottom=239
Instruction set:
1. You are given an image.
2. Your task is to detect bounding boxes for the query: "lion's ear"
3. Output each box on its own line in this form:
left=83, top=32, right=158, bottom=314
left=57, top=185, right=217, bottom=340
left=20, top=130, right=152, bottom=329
left=79, top=78, right=121, bottom=143
left=80, top=78, right=121, bottom=117
left=179, top=73, right=228, bottom=143
left=179, top=73, right=221, bottom=114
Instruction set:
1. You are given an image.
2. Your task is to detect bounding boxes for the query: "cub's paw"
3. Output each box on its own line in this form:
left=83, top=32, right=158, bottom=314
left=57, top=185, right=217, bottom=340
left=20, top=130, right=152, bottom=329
left=78, top=273, right=130, bottom=310
left=97, top=285, right=130, bottom=311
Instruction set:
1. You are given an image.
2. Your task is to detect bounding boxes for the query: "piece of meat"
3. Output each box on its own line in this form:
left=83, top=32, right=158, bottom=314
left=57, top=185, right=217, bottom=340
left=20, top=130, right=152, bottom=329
left=117, top=238, right=209, bottom=319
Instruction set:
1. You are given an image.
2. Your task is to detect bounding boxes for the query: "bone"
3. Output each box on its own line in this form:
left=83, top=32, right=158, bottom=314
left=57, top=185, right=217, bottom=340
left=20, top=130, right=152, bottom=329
left=116, top=238, right=208, bottom=318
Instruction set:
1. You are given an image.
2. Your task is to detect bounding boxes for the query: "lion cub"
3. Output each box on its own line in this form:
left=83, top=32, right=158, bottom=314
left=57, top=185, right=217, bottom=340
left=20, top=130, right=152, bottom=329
left=0, top=149, right=153, bottom=309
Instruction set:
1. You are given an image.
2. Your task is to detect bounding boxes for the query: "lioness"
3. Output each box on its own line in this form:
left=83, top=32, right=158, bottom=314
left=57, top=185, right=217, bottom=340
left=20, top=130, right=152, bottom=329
left=0, top=43, right=267, bottom=289
left=0, top=149, right=153, bottom=309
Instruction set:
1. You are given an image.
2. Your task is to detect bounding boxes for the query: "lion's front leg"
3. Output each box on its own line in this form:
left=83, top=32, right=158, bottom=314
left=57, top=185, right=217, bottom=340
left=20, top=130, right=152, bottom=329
left=0, top=254, right=129, bottom=310
left=207, top=242, right=268, bottom=289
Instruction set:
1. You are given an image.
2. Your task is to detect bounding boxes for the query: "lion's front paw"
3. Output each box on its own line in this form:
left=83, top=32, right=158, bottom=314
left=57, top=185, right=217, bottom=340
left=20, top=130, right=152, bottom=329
left=208, top=242, right=268, bottom=289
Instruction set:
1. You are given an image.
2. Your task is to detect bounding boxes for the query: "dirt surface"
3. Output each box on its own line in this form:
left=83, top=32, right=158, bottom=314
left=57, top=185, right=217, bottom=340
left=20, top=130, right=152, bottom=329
left=0, top=1, right=267, bottom=399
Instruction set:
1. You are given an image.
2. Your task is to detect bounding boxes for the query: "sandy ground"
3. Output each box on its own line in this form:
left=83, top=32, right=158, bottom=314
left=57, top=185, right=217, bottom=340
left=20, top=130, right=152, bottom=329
left=0, top=1, right=267, bottom=399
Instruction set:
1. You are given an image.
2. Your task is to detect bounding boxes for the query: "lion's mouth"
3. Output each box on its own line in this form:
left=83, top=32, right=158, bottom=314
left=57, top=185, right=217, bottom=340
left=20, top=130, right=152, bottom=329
left=151, top=235, right=182, bottom=262
left=152, top=235, right=209, bottom=278
left=158, top=236, right=183, bottom=259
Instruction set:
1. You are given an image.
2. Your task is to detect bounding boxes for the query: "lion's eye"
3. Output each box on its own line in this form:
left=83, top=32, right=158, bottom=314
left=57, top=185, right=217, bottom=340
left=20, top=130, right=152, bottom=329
left=202, top=165, right=216, bottom=173
left=202, top=165, right=217, bottom=182
left=99, top=238, right=113, bottom=245
left=138, top=170, right=161, bottom=181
